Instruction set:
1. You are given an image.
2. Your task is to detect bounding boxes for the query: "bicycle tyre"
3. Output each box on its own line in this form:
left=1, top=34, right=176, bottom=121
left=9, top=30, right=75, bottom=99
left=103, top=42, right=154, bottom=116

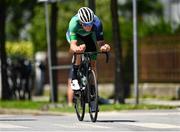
left=88, top=70, right=98, bottom=122
left=74, top=90, right=86, bottom=121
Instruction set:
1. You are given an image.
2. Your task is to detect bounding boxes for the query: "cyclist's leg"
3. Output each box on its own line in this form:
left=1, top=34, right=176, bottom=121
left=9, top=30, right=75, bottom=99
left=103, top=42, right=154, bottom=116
left=67, top=31, right=79, bottom=90
left=67, top=34, right=85, bottom=90
left=71, top=38, right=84, bottom=80
left=67, top=67, right=74, bottom=106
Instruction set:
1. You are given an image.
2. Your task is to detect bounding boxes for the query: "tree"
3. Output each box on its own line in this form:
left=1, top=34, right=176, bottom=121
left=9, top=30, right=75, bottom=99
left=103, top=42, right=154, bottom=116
left=88, top=0, right=95, bottom=12
left=49, top=2, right=58, bottom=102
left=6, top=0, right=36, bottom=40
left=119, top=0, right=163, bottom=20
left=110, top=0, right=125, bottom=103
left=0, top=0, right=10, bottom=100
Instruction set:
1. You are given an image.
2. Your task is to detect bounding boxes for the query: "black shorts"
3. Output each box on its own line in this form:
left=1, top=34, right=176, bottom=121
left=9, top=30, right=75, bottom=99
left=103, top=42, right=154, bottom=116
left=68, top=66, right=73, bottom=79
left=77, top=34, right=97, bottom=52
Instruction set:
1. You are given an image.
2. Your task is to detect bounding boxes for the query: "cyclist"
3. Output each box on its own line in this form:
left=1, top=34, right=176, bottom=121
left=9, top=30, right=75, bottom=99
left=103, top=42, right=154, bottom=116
left=66, top=7, right=110, bottom=91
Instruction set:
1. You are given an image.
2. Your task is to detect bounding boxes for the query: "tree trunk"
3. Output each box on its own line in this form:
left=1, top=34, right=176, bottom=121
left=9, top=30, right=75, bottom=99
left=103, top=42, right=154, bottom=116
left=0, top=0, right=10, bottom=100
left=88, top=0, right=96, bottom=12
left=50, top=3, right=58, bottom=102
left=110, top=0, right=125, bottom=103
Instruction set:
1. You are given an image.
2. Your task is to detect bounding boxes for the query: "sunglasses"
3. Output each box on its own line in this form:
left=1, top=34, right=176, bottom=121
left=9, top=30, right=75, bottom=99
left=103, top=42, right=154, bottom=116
left=81, top=22, right=93, bottom=27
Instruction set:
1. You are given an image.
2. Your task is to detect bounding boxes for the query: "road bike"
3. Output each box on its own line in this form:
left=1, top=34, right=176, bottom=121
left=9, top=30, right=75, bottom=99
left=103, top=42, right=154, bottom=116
left=72, top=52, right=109, bottom=122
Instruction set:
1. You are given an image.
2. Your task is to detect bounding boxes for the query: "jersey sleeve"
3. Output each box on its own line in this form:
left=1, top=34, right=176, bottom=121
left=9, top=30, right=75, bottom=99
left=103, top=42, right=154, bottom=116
left=68, top=17, right=78, bottom=41
left=94, top=16, right=104, bottom=41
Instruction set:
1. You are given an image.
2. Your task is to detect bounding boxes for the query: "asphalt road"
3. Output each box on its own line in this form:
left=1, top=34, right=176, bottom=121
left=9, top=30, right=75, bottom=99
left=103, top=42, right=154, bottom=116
left=0, top=109, right=180, bottom=131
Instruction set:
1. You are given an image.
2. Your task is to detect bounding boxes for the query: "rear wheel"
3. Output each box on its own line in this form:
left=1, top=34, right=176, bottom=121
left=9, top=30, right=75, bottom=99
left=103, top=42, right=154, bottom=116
left=88, top=70, right=98, bottom=122
left=74, top=90, right=85, bottom=121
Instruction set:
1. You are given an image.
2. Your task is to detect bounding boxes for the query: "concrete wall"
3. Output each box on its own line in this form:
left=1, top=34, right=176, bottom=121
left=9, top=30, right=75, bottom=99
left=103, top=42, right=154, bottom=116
left=137, top=83, right=180, bottom=99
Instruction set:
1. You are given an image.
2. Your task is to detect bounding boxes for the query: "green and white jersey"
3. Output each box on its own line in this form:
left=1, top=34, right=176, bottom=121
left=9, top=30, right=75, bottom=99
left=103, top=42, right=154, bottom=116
left=66, top=14, right=104, bottom=43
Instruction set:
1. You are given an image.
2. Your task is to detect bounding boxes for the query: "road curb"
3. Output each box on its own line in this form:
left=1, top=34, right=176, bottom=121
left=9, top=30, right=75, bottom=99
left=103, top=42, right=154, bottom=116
left=0, top=108, right=72, bottom=116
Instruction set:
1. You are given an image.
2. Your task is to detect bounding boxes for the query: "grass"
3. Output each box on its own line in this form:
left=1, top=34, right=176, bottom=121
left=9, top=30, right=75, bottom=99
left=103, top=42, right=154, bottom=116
left=0, top=100, right=48, bottom=110
left=0, top=100, right=176, bottom=114
left=99, top=103, right=175, bottom=111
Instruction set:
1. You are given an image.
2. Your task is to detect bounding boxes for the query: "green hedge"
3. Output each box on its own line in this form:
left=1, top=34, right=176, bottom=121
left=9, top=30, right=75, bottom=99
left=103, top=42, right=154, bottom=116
left=6, top=41, right=33, bottom=59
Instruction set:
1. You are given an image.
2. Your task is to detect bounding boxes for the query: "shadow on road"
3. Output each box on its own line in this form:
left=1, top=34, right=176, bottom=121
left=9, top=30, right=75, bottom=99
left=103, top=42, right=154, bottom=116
left=97, top=120, right=136, bottom=123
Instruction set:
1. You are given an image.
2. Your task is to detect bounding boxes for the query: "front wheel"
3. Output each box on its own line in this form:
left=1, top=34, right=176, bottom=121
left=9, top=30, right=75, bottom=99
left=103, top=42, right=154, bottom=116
left=74, top=90, right=86, bottom=121
left=88, top=70, right=98, bottom=122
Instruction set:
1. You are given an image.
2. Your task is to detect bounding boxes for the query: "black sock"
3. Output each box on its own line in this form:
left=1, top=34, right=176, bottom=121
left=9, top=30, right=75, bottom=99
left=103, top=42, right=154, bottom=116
left=72, top=65, right=79, bottom=80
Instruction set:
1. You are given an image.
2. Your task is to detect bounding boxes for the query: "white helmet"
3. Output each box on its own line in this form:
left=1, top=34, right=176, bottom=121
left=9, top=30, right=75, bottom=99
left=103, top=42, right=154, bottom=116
left=78, top=7, right=94, bottom=25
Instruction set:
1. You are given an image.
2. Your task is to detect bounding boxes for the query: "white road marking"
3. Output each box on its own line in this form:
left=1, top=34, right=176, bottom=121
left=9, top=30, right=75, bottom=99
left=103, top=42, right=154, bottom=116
left=122, top=122, right=180, bottom=129
left=0, top=123, right=28, bottom=129
left=54, top=122, right=111, bottom=129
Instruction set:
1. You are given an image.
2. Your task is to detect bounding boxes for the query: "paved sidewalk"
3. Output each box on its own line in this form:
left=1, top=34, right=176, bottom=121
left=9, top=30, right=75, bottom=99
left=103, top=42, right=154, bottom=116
left=125, top=98, right=180, bottom=107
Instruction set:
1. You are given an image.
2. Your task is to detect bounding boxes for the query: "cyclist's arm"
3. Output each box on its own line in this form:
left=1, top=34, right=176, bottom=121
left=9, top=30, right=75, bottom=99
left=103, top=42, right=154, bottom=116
left=70, top=40, right=78, bottom=53
left=70, top=40, right=86, bottom=53
left=97, top=40, right=111, bottom=52
left=93, top=17, right=110, bottom=51
left=97, top=40, right=105, bottom=47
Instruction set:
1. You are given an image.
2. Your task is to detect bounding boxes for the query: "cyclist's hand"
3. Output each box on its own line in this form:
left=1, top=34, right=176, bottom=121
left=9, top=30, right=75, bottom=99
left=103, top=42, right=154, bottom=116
left=100, top=44, right=110, bottom=52
left=76, top=44, right=86, bottom=53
